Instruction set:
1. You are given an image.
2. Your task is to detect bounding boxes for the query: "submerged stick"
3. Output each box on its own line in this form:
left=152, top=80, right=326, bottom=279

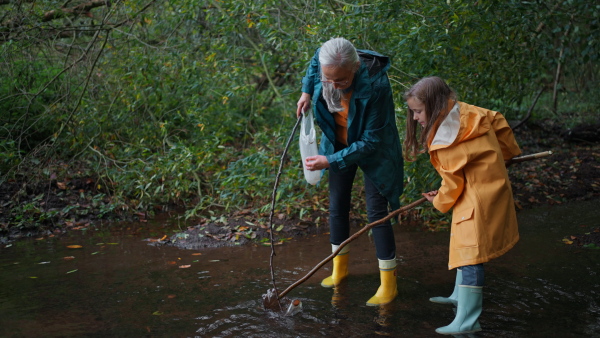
left=266, top=116, right=302, bottom=310
left=278, top=197, right=427, bottom=299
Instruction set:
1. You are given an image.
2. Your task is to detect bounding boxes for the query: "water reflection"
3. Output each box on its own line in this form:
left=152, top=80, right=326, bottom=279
left=0, top=199, right=598, bottom=337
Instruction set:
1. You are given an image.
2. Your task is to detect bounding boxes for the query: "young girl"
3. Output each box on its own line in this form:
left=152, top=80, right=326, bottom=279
left=404, top=77, right=521, bottom=335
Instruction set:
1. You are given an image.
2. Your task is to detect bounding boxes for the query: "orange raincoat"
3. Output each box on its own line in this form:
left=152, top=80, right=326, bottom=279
left=429, top=102, right=522, bottom=269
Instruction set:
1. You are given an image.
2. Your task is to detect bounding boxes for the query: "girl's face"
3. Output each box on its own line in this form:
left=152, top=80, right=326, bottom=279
left=407, top=97, right=427, bottom=127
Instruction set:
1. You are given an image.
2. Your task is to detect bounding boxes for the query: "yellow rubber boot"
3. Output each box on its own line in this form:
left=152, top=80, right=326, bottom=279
left=366, top=259, right=398, bottom=306
left=321, top=245, right=349, bottom=288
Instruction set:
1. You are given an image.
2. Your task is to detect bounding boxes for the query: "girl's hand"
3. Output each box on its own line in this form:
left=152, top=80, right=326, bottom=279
left=296, top=93, right=312, bottom=118
left=422, top=190, right=438, bottom=202
left=305, top=155, right=329, bottom=171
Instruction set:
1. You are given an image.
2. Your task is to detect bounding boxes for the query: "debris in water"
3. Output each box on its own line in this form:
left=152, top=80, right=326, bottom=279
left=284, top=299, right=302, bottom=316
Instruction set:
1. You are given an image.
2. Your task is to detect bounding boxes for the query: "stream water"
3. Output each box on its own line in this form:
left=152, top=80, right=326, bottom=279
left=1, top=199, right=599, bottom=337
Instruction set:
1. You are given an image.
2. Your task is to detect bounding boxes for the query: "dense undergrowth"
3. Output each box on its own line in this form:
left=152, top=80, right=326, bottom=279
left=0, top=0, right=598, bottom=235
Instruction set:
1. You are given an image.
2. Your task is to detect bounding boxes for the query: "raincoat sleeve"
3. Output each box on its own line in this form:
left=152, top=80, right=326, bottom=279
left=489, top=111, right=522, bottom=160
left=301, top=49, right=321, bottom=96
left=432, top=145, right=469, bottom=213
left=326, top=75, right=394, bottom=173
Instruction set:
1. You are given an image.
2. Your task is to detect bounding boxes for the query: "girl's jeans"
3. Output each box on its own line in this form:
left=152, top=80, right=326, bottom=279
left=461, top=264, right=485, bottom=286
left=328, top=162, right=396, bottom=260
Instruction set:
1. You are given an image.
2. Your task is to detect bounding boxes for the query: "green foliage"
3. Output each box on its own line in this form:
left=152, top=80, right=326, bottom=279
left=0, top=0, right=598, bottom=229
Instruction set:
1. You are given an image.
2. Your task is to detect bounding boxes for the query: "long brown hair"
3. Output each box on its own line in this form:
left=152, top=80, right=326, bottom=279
left=403, top=76, right=457, bottom=161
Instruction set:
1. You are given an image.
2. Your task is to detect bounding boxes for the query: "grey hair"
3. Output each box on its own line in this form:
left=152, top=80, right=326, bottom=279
left=318, top=37, right=359, bottom=69
left=319, top=38, right=359, bottom=113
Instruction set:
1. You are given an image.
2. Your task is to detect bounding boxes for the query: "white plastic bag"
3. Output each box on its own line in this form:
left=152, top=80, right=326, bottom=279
left=299, top=109, right=321, bottom=185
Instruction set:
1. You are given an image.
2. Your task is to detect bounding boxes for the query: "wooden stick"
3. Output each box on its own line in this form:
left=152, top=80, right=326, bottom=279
left=279, top=197, right=427, bottom=298
left=511, top=150, right=553, bottom=164
left=277, top=150, right=553, bottom=299
left=266, top=116, right=302, bottom=310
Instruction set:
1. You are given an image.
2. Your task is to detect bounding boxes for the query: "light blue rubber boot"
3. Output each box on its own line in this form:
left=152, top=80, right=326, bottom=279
left=430, top=268, right=462, bottom=306
left=435, top=285, right=483, bottom=335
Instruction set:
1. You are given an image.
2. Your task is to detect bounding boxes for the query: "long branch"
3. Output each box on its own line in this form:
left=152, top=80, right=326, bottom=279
left=267, top=116, right=302, bottom=310
left=279, top=197, right=427, bottom=299
left=42, top=0, right=109, bottom=22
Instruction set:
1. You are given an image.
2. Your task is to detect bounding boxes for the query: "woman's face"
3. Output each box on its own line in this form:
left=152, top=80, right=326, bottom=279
left=321, top=65, right=355, bottom=90
left=407, top=97, right=427, bottom=127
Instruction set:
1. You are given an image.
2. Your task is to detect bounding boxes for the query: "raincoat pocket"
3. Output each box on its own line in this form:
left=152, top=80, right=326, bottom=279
left=299, top=109, right=320, bottom=185
left=452, top=207, right=478, bottom=248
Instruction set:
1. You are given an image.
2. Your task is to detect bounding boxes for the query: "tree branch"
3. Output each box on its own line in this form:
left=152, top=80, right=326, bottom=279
left=42, top=0, right=109, bottom=22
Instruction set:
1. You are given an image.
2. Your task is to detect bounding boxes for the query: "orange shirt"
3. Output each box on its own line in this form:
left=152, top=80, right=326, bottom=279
left=334, top=90, right=353, bottom=145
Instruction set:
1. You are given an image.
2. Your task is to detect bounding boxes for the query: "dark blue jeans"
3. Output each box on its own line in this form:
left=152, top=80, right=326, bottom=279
left=328, top=162, right=396, bottom=260
left=461, top=264, right=485, bottom=286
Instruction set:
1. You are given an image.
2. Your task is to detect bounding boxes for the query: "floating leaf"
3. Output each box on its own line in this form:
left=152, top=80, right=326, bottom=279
left=192, top=253, right=202, bottom=256
left=152, top=311, right=163, bottom=316
left=66, top=269, right=78, bottom=274
left=562, top=238, right=573, bottom=245
left=63, top=256, right=75, bottom=260
left=38, top=261, right=51, bottom=264
left=179, top=265, right=191, bottom=269
left=29, top=276, right=38, bottom=279
left=67, top=245, right=83, bottom=249
left=167, top=295, right=176, bottom=299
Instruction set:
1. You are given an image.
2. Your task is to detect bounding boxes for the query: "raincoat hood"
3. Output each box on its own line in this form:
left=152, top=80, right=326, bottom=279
left=429, top=102, right=494, bottom=151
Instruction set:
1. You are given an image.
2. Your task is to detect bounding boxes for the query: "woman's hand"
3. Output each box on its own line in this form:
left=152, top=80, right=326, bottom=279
left=422, top=190, right=438, bottom=202
left=305, top=155, right=329, bottom=171
left=296, top=92, right=312, bottom=118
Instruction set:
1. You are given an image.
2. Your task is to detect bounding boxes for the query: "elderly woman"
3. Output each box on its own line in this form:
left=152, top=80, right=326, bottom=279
left=296, top=37, right=404, bottom=306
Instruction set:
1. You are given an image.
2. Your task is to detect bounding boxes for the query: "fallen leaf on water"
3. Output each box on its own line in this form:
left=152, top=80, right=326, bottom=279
left=209, top=260, right=220, bottom=262
left=167, top=261, right=177, bottom=265
left=63, top=256, right=75, bottom=260
left=167, top=295, right=176, bottom=299
left=152, top=311, right=163, bottom=316
left=179, top=265, right=191, bottom=269
left=38, top=261, right=51, bottom=264
left=192, top=253, right=202, bottom=256
left=91, top=252, right=99, bottom=255
left=105, top=243, right=119, bottom=245
left=562, top=238, right=573, bottom=245
left=29, top=276, right=38, bottom=279
left=67, top=245, right=83, bottom=249
left=66, top=269, right=78, bottom=274
left=35, top=237, right=44, bottom=241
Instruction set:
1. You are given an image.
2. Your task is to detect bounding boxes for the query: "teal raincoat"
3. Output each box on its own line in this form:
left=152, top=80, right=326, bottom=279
left=301, top=48, right=404, bottom=210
